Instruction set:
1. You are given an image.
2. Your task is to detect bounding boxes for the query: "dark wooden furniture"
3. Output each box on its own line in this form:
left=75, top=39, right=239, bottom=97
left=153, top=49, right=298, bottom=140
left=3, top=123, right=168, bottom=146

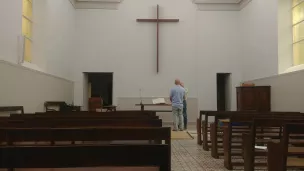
left=237, top=86, right=271, bottom=111
left=37, top=110, right=157, bottom=117
left=267, top=123, right=304, bottom=171
left=89, top=97, right=103, bottom=112
left=0, top=127, right=171, bottom=171
left=197, top=110, right=300, bottom=149
left=0, top=106, right=24, bottom=114
left=0, top=127, right=170, bottom=146
left=0, top=118, right=162, bottom=128
left=44, top=101, right=80, bottom=112
left=243, top=119, right=304, bottom=171
left=0, top=111, right=170, bottom=171
left=197, top=111, right=270, bottom=149
left=210, top=112, right=303, bottom=159
left=222, top=115, right=304, bottom=170
left=103, top=105, right=117, bottom=112
left=10, top=114, right=159, bottom=120
left=135, top=103, right=172, bottom=112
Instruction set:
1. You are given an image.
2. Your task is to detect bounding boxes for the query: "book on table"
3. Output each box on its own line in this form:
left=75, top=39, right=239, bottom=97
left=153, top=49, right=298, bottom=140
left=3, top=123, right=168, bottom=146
left=152, top=98, right=166, bottom=104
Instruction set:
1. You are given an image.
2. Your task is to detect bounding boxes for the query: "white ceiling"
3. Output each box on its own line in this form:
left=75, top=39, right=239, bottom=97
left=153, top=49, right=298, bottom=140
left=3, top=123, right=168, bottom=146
left=193, top=0, right=243, bottom=4
left=70, top=0, right=251, bottom=10
left=193, top=0, right=252, bottom=11
left=76, top=0, right=122, bottom=2
left=70, top=0, right=123, bottom=9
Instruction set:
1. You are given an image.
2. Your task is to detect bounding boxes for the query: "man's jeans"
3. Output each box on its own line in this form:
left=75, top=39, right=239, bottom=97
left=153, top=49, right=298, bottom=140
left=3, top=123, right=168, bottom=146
left=183, top=100, right=188, bottom=130
left=172, top=106, right=184, bottom=131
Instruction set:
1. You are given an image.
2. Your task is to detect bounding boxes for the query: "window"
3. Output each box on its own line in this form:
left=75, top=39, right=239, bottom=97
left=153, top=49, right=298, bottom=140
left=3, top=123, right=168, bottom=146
left=292, top=0, right=304, bottom=65
left=22, top=0, right=33, bottom=62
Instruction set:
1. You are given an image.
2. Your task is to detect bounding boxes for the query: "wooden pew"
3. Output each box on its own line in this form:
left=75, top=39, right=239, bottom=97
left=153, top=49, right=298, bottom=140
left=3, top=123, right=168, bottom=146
left=0, top=127, right=169, bottom=145
left=243, top=118, right=304, bottom=171
left=197, top=110, right=288, bottom=149
left=1, top=114, right=162, bottom=146
left=0, top=106, right=24, bottom=114
left=267, top=123, right=304, bottom=171
left=37, top=110, right=157, bottom=116
left=222, top=115, right=304, bottom=170
left=210, top=112, right=304, bottom=159
left=44, top=101, right=81, bottom=112
left=10, top=113, right=160, bottom=120
left=0, top=127, right=171, bottom=171
left=0, top=118, right=163, bottom=128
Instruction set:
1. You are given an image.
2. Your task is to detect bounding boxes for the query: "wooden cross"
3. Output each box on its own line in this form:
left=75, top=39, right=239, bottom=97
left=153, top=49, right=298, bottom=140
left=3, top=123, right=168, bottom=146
left=137, top=5, right=179, bottom=73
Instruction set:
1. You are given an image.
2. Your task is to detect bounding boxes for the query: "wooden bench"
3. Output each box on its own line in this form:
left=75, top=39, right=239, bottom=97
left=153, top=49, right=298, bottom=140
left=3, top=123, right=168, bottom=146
left=10, top=113, right=160, bottom=120
left=210, top=112, right=304, bottom=159
left=243, top=118, right=304, bottom=171
left=198, top=110, right=274, bottom=149
left=37, top=110, right=157, bottom=116
left=0, top=111, right=168, bottom=170
left=267, top=123, right=304, bottom=171
left=0, top=118, right=162, bottom=128
left=0, top=106, right=24, bottom=114
left=222, top=115, right=304, bottom=170
left=0, top=127, right=171, bottom=171
left=44, top=101, right=81, bottom=112
left=6, top=115, right=162, bottom=130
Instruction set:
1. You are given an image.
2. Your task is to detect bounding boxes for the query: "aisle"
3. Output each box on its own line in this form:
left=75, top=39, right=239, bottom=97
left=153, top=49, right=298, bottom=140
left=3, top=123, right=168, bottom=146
left=171, top=136, right=231, bottom=171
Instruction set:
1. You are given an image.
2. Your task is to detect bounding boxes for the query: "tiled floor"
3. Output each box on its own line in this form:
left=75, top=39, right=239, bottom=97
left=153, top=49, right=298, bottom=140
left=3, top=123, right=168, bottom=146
left=172, top=133, right=230, bottom=171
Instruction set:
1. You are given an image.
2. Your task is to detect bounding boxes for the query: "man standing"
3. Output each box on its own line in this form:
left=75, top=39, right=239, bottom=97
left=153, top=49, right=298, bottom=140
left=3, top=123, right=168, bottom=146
left=170, top=79, right=185, bottom=131
left=180, top=82, right=188, bottom=130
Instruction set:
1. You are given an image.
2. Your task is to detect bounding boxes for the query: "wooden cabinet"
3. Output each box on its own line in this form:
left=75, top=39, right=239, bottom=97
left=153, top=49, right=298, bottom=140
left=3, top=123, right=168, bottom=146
left=88, top=97, right=103, bottom=112
left=237, top=86, right=271, bottom=111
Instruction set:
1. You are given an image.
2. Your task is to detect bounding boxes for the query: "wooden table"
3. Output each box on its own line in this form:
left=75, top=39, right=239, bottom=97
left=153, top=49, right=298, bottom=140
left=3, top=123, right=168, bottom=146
left=103, top=105, right=117, bottom=112
left=135, top=104, right=172, bottom=112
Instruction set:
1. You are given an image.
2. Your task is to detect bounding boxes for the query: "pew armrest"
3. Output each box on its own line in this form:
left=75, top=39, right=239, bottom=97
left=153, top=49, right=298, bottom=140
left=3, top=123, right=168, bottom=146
left=242, top=133, right=253, bottom=171
left=242, top=133, right=251, bottom=158
left=210, top=123, right=218, bottom=158
left=267, top=142, right=284, bottom=171
left=223, top=126, right=232, bottom=170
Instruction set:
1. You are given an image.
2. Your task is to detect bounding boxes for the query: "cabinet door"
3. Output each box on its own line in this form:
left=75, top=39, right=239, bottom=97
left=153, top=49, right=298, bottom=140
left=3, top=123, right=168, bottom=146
left=256, top=87, right=271, bottom=111
left=238, top=88, right=257, bottom=111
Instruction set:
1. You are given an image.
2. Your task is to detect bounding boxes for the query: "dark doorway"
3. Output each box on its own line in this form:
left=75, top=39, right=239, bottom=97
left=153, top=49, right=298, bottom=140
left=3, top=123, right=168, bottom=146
left=87, top=72, right=113, bottom=105
left=216, top=73, right=231, bottom=111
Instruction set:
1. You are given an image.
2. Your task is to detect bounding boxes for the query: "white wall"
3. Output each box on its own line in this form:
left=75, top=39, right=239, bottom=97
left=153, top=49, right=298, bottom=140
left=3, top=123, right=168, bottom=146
left=0, top=0, right=75, bottom=113
left=0, top=0, right=22, bottom=64
left=196, top=11, right=242, bottom=111
left=278, top=0, right=293, bottom=73
left=0, top=60, right=74, bottom=113
left=73, top=0, right=243, bottom=121
left=74, top=0, right=198, bottom=107
left=248, top=70, right=304, bottom=112
left=0, top=0, right=75, bottom=80
left=240, top=0, right=279, bottom=81
left=32, top=0, right=76, bottom=79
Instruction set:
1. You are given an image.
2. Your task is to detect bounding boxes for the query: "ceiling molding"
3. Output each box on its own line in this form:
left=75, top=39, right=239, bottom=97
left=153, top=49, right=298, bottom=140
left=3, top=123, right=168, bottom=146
left=70, top=0, right=123, bottom=9
left=193, top=0, right=252, bottom=11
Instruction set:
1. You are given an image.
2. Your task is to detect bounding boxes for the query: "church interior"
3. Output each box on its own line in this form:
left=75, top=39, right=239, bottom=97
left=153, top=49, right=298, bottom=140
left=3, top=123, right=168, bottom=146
left=0, top=0, right=304, bottom=170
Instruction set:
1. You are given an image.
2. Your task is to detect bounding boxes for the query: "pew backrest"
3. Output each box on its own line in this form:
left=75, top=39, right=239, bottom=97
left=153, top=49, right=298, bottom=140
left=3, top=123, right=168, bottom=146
left=0, top=118, right=163, bottom=128
left=0, top=106, right=24, bottom=114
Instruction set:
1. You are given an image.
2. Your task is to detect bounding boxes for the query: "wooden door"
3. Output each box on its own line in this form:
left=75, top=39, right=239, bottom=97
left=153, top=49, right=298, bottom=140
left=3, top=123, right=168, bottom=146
left=256, top=87, right=271, bottom=111
left=237, top=87, right=257, bottom=111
